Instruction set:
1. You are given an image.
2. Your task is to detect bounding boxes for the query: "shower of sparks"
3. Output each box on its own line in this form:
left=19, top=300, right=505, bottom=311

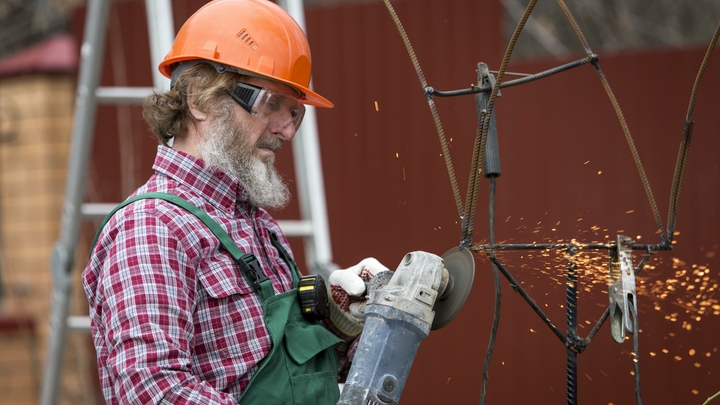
left=469, top=215, right=718, bottom=374
left=481, top=245, right=718, bottom=320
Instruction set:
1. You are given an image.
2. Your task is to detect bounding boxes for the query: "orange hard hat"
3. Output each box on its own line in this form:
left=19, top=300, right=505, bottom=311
left=159, top=0, right=332, bottom=108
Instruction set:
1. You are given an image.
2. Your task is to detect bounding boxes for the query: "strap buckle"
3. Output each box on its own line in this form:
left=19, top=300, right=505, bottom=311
left=239, top=254, right=268, bottom=291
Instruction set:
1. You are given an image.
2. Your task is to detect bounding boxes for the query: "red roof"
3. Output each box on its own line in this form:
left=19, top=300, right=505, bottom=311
left=0, top=34, right=78, bottom=78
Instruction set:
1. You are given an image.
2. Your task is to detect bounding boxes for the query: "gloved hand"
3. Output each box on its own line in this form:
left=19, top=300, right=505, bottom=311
left=328, top=258, right=389, bottom=337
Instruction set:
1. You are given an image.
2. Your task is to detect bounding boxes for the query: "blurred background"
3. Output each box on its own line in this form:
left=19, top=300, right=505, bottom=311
left=0, top=0, right=719, bottom=404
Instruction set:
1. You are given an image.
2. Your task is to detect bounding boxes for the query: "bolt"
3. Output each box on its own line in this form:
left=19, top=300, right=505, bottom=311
left=382, top=376, right=397, bottom=394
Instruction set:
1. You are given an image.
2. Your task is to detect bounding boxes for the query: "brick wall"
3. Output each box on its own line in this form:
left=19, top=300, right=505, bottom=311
left=0, top=74, right=96, bottom=404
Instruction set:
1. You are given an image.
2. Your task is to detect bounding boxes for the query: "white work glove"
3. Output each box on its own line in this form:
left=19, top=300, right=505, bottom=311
left=328, top=258, right=389, bottom=337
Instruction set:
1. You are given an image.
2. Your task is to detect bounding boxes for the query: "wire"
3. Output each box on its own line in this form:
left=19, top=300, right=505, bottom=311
left=463, top=0, right=538, bottom=243
left=427, top=55, right=596, bottom=98
left=381, top=0, right=464, bottom=221
left=666, top=22, right=720, bottom=241
left=557, top=0, right=666, bottom=241
left=480, top=176, right=501, bottom=405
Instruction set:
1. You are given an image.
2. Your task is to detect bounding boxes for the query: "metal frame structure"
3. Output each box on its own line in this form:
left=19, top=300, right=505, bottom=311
left=429, top=59, right=668, bottom=404
left=39, top=0, right=334, bottom=403
left=381, top=0, right=718, bottom=403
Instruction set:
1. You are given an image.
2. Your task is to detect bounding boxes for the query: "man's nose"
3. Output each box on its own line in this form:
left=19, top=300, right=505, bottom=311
left=269, top=122, right=296, bottom=141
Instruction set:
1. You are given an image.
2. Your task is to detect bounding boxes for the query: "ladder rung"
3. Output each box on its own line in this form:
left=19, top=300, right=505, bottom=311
left=277, top=220, right=313, bottom=237
left=81, top=203, right=118, bottom=218
left=96, top=86, right=154, bottom=104
left=81, top=203, right=314, bottom=237
left=67, top=316, right=91, bottom=332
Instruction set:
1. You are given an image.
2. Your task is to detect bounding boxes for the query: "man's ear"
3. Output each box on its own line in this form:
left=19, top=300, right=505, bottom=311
left=186, top=82, right=208, bottom=122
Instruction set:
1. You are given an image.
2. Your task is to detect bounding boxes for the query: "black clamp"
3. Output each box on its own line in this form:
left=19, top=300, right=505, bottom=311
left=239, top=254, right=268, bottom=291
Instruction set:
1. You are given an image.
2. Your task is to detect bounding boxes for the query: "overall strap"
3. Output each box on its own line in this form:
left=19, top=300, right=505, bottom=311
left=90, top=192, right=273, bottom=298
left=269, top=232, right=300, bottom=287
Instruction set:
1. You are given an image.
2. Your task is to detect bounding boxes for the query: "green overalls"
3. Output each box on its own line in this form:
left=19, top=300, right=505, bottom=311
left=93, top=192, right=342, bottom=404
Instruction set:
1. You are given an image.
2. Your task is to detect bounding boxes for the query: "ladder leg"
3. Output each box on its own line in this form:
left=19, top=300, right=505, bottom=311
left=39, top=0, right=112, bottom=404
left=279, top=0, right=336, bottom=279
left=144, top=0, right=174, bottom=92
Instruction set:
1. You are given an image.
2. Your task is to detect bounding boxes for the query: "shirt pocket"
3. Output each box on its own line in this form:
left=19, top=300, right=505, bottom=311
left=192, top=255, right=268, bottom=380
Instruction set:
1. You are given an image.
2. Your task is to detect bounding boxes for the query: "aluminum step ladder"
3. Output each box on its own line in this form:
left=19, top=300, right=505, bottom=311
left=39, top=0, right=334, bottom=404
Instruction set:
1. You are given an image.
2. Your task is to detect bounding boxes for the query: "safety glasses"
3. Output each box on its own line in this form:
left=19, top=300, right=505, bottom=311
left=228, top=81, right=306, bottom=132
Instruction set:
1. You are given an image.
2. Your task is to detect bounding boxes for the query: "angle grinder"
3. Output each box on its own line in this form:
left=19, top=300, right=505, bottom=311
left=337, top=247, right=475, bottom=405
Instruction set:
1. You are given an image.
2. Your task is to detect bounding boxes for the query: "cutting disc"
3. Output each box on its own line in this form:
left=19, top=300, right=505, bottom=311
left=432, top=247, right=476, bottom=330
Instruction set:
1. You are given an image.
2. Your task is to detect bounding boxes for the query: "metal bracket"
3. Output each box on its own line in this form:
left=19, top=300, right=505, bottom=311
left=608, top=235, right=638, bottom=343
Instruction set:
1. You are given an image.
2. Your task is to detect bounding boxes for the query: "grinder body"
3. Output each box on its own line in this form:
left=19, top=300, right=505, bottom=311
left=337, top=251, right=446, bottom=405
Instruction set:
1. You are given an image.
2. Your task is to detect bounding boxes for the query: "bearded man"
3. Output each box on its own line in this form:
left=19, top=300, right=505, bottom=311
left=82, top=1, right=387, bottom=404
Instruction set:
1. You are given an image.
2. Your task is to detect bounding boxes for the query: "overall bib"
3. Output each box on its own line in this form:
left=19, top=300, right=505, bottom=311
left=93, top=192, right=342, bottom=404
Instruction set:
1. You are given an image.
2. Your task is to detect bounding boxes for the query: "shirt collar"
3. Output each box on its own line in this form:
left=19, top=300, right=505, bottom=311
left=152, top=145, right=249, bottom=212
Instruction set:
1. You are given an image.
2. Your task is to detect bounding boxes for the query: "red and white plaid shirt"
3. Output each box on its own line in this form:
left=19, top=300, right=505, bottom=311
left=83, top=146, right=299, bottom=404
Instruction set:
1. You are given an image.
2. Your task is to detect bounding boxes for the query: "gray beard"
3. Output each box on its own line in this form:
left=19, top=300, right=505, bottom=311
left=197, top=100, right=290, bottom=210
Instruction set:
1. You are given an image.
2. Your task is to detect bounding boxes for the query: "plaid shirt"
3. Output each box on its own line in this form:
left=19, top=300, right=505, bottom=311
left=83, top=146, right=298, bottom=404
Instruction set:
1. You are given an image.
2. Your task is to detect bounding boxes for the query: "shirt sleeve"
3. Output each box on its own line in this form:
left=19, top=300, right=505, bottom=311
left=91, top=208, right=237, bottom=405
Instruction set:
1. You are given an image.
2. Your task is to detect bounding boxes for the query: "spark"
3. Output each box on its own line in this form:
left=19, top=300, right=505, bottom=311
left=374, top=101, right=379, bottom=111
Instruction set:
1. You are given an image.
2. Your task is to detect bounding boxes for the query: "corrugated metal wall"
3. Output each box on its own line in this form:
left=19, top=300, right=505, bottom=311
left=304, top=2, right=720, bottom=402
left=76, top=0, right=720, bottom=403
